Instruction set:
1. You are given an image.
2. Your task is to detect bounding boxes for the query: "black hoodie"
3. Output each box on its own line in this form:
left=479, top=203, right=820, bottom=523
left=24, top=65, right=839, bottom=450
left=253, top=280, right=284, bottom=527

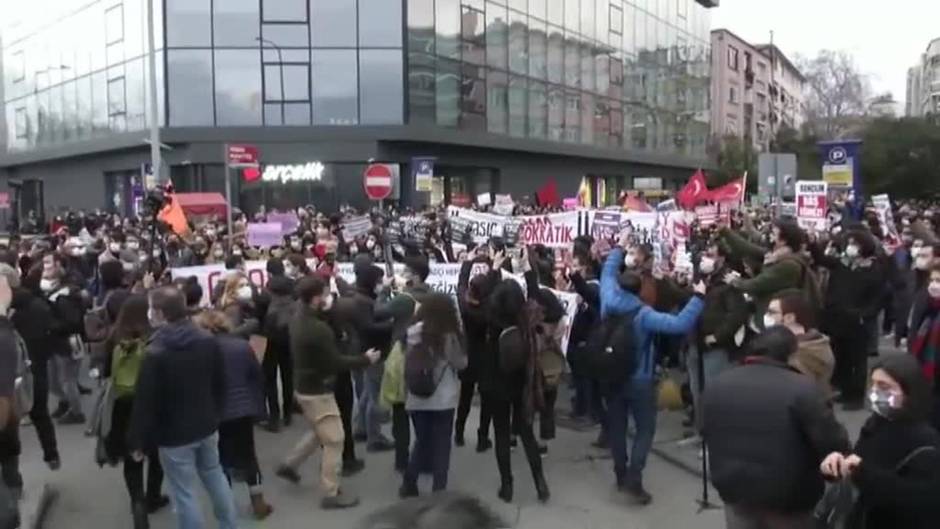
left=129, top=320, right=225, bottom=450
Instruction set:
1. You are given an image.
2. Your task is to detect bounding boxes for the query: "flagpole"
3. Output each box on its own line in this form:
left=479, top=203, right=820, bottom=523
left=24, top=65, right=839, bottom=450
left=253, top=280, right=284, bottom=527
left=741, top=171, right=749, bottom=207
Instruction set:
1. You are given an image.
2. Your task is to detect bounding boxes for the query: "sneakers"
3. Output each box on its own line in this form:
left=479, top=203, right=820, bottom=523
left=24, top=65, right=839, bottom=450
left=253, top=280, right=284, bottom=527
left=250, top=493, right=274, bottom=520
left=275, top=464, right=301, bottom=484
left=623, top=481, right=653, bottom=505
left=366, top=438, right=395, bottom=453
left=46, top=457, right=61, bottom=471
left=321, top=490, right=360, bottom=510
left=58, top=410, right=86, bottom=425
left=341, top=458, right=365, bottom=477
left=538, top=443, right=549, bottom=457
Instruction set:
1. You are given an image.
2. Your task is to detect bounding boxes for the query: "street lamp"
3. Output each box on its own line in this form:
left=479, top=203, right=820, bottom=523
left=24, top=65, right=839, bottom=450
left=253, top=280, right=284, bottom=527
left=256, top=37, right=285, bottom=125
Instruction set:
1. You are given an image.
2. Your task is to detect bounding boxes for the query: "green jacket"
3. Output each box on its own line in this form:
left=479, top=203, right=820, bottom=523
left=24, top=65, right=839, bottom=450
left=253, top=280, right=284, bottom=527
left=290, top=304, right=370, bottom=396
left=378, top=284, right=432, bottom=343
left=722, top=229, right=808, bottom=323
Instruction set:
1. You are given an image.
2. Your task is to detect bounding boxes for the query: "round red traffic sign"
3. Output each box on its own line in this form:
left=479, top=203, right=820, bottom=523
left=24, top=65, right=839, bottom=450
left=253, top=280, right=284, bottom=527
left=363, top=163, right=393, bottom=201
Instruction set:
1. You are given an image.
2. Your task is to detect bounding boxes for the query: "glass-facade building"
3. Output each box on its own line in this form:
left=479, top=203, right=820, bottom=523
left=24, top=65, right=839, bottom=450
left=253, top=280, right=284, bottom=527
left=0, top=0, right=713, bottom=215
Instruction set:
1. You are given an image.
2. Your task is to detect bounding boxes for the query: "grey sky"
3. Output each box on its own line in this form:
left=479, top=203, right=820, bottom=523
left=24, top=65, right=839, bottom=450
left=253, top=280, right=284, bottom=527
left=711, top=0, right=940, bottom=106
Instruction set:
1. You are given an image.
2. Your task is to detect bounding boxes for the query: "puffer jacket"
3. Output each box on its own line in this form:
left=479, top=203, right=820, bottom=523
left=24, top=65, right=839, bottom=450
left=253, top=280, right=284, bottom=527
left=703, top=357, right=849, bottom=512
left=217, top=334, right=264, bottom=422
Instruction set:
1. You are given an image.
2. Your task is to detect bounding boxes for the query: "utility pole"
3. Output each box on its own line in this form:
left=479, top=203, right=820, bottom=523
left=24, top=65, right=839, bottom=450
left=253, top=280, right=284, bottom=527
left=769, top=30, right=776, bottom=144
left=146, top=0, right=161, bottom=187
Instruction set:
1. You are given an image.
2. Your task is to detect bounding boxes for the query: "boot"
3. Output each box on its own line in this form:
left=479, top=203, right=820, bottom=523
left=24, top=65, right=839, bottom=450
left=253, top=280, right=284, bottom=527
left=535, top=473, right=551, bottom=503
left=132, top=501, right=149, bottom=529
left=497, top=479, right=513, bottom=503
left=250, top=493, right=273, bottom=520
left=476, top=433, right=493, bottom=453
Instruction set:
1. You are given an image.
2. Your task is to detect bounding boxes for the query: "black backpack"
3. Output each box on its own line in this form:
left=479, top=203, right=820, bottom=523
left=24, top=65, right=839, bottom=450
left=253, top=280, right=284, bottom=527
left=584, top=310, right=639, bottom=385
left=404, top=340, right=445, bottom=398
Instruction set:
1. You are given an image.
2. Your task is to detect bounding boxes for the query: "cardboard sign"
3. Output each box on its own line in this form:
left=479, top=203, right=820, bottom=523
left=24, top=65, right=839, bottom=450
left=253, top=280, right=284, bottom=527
left=795, top=181, right=828, bottom=232
left=493, top=194, right=514, bottom=215
left=246, top=223, right=284, bottom=247
left=341, top=215, right=372, bottom=239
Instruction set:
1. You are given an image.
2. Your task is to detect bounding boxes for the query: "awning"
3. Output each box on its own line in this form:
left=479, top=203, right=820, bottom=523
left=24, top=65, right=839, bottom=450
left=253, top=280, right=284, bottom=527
left=173, top=192, right=229, bottom=217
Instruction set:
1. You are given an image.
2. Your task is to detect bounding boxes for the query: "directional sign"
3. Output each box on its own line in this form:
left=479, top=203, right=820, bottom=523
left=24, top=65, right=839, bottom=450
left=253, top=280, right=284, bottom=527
left=226, top=144, right=259, bottom=167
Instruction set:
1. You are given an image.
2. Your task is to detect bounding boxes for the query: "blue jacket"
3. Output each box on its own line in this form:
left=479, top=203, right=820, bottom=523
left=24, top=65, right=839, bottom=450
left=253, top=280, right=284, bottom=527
left=600, top=248, right=705, bottom=381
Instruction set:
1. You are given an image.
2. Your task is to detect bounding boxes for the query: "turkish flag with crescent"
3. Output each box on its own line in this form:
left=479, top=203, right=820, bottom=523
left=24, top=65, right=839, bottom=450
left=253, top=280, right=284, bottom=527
left=707, top=176, right=746, bottom=204
left=676, top=169, right=709, bottom=209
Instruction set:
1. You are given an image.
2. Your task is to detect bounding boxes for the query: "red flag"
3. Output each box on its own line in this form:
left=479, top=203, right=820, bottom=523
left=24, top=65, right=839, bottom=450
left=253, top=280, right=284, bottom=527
left=536, top=179, right=560, bottom=207
left=707, top=176, right=746, bottom=203
left=676, top=169, right=708, bottom=209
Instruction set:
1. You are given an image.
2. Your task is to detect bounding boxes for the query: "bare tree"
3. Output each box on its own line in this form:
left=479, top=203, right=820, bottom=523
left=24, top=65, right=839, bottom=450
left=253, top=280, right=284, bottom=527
left=797, top=50, right=870, bottom=139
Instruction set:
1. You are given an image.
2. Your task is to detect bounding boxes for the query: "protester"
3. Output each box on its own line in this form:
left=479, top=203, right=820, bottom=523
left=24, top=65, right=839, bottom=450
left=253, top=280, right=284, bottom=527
left=820, top=354, right=940, bottom=529
left=101, top=294, right=166, bottom=529
left=703, top=326, right=850, bottom=529
left=129, top=287, right=238, bottom=529
left=275, top=276, right=381, bottom=509
left=563, top=250, right=603, bottom=433
left=766, top=289, right=835, bottom=394
left=908, top=264, right=940, bottom=430
left=399, top=293, right=467, bottom=497
left=454, top=256, right=495, bottom=452
left=218, top=271, right=259, bottom=339
left=0, top=276, right=22, bottom=528
left=193, top=310, right=272, bottom=520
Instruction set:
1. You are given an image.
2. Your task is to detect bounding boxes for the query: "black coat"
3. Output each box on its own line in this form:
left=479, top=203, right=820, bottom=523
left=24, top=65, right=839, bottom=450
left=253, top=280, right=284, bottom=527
left=814, top=253, right=884, bottom=337
left=850, top=415, right=940, bottom=529
left=703, top=358, right=850, bottom=512
left=10, top=288, right=54, bottom=363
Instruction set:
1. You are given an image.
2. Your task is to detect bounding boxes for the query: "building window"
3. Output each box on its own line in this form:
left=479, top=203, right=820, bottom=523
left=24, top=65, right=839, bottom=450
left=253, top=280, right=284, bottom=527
left=105, top=4, right=124, bottom=45
left=14, top=108, right=28, bottom=139
left=213, top=0, right=261, bottom=47
left=262, top=0, right=307, bottom=22
left=609, top=4, right=622, bottom=35
left=313, top=49, right=359, bottom=125
left=167, top=0, right=211, bottom=47
left=677, top=0, right=688, bottom=19
left=107, top=77, right=126, bottom=116
left=729, top=86, right=738, bottom=104
left=359, top=0, right=402, bottom=47
left=727, top=46, right=739, bottom=71
left=459, top=63, right=486, bottom=131
left=214, top=49, right=263, bottom=126
left=359, top=49, right=403, bottom=124
left=311, top=0, right=357, bottom=47
left=167, top=49, right=215, bottom=126
left=263, top=63, right=311, bottom=103
left=12, top=51, right=25, bottom=82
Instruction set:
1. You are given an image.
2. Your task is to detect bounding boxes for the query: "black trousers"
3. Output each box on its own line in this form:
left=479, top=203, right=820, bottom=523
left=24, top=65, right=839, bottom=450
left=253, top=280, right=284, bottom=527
left=392, top=403, right=411, bottom=472
left=263, top=345, right=293, bottom=421
left=455, top=371, right=492, bottom=441
left=484, top=391, right=544, bottom=488
left=218, top=417, right=262, bottom=490
left=333, top=371, right=357, bottom=463
left=831, top=321, right=868, bottom=403
left=123, top=449, right=163, bottom=503
left=0, top=425, right=21, bottom=493
left=539, top=387, right=558, bottom=440
left=28, top=357, right=58, bottom=462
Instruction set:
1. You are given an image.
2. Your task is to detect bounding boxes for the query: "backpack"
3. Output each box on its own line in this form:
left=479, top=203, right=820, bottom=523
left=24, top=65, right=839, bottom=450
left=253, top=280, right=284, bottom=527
left=535, top=332, right=566, bottom=388
left=111, top=339, right=146, bottom=398
left=789, top=256, right=823, bottom=323
left=404, top=340, right=445, bottom=398
left=497, top=326, right=528, bottom=374
left=583, top=310, right=639, bottom=385
left=12, top=330, right=33, bottom=418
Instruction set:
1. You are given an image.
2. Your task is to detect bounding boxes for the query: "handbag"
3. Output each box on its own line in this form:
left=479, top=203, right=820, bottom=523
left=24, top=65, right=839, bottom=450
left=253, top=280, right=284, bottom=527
left=813, top=446, right=937, bottom=528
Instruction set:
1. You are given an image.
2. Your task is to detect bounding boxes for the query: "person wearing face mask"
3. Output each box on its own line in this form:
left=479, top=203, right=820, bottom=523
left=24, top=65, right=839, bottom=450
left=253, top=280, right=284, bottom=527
left=820, top=355, right=940, bottom=529
left=689, top=243, right=748, bottom=428
left=218, top=272, right=259, bottom=339
left=703, top=327, right=849, bottom=529
left=164, top=236, right=196, bottom=268
left=275, top=276, right=381, bottom=510
left=765, top=290, right=835, bottom=396
left=908, top=265, right=940, bottom=430
left=811, top=230, right=884, bottom=411
left=620, top=244, right=687, bottom=311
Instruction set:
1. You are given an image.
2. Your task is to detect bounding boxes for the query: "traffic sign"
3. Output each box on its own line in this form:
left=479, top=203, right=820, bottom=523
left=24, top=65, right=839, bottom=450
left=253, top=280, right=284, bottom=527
left=364, top=163, right=394, bottom=201
left=227, top=144, right=259, bottom=167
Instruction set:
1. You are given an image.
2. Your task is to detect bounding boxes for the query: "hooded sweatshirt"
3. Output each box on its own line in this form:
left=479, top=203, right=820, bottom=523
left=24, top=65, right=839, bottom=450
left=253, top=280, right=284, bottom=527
left=789, top=330, right=835, bottom=395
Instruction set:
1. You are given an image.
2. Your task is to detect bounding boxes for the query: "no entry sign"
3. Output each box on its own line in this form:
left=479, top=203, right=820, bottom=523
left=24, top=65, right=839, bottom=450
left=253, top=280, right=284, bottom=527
left=364, top=163, right=395, bottom=201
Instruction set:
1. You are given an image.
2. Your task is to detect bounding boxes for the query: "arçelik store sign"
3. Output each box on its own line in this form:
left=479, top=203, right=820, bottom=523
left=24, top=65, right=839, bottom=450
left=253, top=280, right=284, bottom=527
left=261, top=162, right=326, bottom=184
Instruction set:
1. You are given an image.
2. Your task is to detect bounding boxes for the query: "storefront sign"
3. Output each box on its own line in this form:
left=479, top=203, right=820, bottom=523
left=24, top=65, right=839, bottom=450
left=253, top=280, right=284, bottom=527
left=262, top=162, right=325, bottom=184
left=226, top=144, right=259, bottom=167
left=246, top=223, right=284, bottom=247
left=412, top=158, right=434, bottom=193
left=796, top=181, right=828, bottom=232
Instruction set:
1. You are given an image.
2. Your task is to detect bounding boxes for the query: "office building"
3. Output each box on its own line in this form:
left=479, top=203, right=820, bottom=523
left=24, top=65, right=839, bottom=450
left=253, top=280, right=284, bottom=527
left=1, top=0, right=715, bottom=216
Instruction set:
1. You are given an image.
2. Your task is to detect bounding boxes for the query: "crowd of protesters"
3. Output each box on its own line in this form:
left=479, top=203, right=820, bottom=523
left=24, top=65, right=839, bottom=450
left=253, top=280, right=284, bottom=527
left=0, top=193, right=938, bottom=529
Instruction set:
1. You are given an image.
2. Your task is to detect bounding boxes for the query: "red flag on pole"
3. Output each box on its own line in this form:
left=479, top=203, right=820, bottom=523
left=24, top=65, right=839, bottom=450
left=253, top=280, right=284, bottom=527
left=676, top=169, right=709, bottom=209
left=536, top=179, right=560, bottom=207
left=707, top=176, right=746, bottom=204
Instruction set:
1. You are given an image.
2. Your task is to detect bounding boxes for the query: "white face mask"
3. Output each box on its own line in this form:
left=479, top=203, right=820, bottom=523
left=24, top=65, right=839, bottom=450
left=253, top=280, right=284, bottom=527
left=127, top=241, right=140, bottom=251
left=322, top=293, right=334, bottom=311
left=763, top=314, right=778, bottom=329
left=699, top=257, right=716, bottom=275
left=845, top=245, right=860, bottom=258
left=152, top=249, right=161, bottom=258
left=233, top=249, right=243, bottom=257
left=109, top=243, right=121, bottom=253
left=365, top=240, right=376, bottom=250
left=237, top=285, right=253, bottom=301
left=623, top=254, right=637, bottom=268
left=69, top=247, right=84, bottom=257
left=122, top=262, right=135, bottom=272
left=147, top=307, right=163, bottom=328
left=929, top=280, right=940, bottom=299
left=40, top=278, right=56, bottom=292
left=915, top=256, right=932, bottom=270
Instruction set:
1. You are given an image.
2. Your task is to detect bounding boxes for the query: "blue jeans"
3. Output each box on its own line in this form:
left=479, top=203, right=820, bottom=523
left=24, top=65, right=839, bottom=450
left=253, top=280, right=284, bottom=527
left=607, top=380, right=657, bottom=486
left=404, top=409, right=455, bottom=492
left=159, top=433, right=239, bottom=529
left=354, top=363, right=386, bottom=444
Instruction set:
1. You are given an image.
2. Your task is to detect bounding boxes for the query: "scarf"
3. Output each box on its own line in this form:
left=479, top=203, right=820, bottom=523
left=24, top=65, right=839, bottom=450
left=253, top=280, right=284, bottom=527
left=911, top=298, right=940, bottom=385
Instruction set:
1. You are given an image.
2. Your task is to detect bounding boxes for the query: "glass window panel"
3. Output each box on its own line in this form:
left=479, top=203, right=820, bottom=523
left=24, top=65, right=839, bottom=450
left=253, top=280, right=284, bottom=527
left=547, top=27, right=563, bottom=84
left=507, top=10, right=526, bottom=73
left=167, top=50, right=214, bottom=126
left=508, top=76, right=526, bottom=137
left=92, top=72, right=108, bottom=134
left=215, top=49, right=263, bottom=126
left=105, top=5, right=124, bottom=45
left=564, top=90, right=580, bottom=142
left=213, top=0, right=260, bottom=47
left=596, top=54, right=610, bottom=94
left=436, top=59, right=460, bottom=127
left=564, top=36, right=580, bottom=87
left=359, top=50, right=403, bottom=124
left=580, top=92, right=593, bottom=145
left=122, top=0, right=144, bottom=59
left=408, top=0, right=435, bottom=55
left=622, top=4, right=635, bottom=54
left=610, top=99, right=623, bottom=147
left=581, top=46, right=595, bottom=92
left=61, top=82, right=76, bottom=141
left=459, top=64, right=486, bottom=131
left=487, top=70, right=508, bottom=134
left=110, top=113, right=126, bottom=133
left=108, top=77, right=126, bottom=116
left=359, top=0, right=403, bottom=47
left=263, top=49, right=309, bottom=62
left=408, top=52, right=436, bottom=123
left=125, top=58, right=146, bottom=131
left=265, top=102, right=310, bottom=125
left=531, top=0, right=546, bottom=20
left=106, top=43, right=124, bottom=67
left=547, top=86, right=562, bottom=140
left=580, top=0, right=594, bottom=41
left=35, top=90, right=48, bottom=145
left=645, top=12, right=657, bottom=52
left=487, top=3, right=509, bottom=70
left=262, top=24, right=309, bottom=47
left=436, top=0, right=461, bottom=60
left=547, top=0, right=563, bottom=25
left=264, top=64, right=310, bottom=102
left=311, top=0, right=357, bottom=47
left=312, top=49, right=359, bottom=125
left=594, top=98, right=610, bottom=146
left=263, top=0, right=307, bottom=22
left=596, top=0, right=608, bottom=43
left=509, top=0, right=527, bottom=11
left=635, top=11, right=646, bottom=54
left=609, top=3, right=623, bottom=34
left=76, top=75, right=92, bottom=138
left=528, top=19, right=547, bottom=79
left=461, top=6, right=485, bottom=65
left=565, top=0, right=579, bottom=32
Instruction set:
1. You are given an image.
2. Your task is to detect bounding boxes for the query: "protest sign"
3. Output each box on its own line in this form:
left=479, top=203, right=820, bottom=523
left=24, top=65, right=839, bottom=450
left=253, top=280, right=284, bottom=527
left=247, top=223, right=284, bottom=247
left=493, top=194, right=514, bottom=215
left=447, top=206, right=508, bottom=244
left=476, top=193, right=492, bottom=206
left=266, top=211, right=300, bottom=235
left=341, top=215, right=372, bottom=239
left=516, top=210, right=590, bottom=249
left=591, top=210, right=621, bottom=241
left=562, top=198, right=579, bottom=210
left=795, top=181, right=828, bottom=232
left=873, top=194, right=899, bottom=247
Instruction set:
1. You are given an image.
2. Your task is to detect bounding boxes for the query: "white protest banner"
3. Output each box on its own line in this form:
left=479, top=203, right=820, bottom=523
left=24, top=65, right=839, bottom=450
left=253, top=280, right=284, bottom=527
left=341, top=215, right=372, bottom=239
left=171, top=261, right=270, bottom=306
left=516, top=210, right=590, bottom=249
left=447, top=206, right=508, bottom=244
left=476, top=192, right=492, bottom=206
left=335, top=262, right=465, bottom=296
left=795, top=181, right=828, bottom=232
left=493, top=194, right=514, bottom=215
